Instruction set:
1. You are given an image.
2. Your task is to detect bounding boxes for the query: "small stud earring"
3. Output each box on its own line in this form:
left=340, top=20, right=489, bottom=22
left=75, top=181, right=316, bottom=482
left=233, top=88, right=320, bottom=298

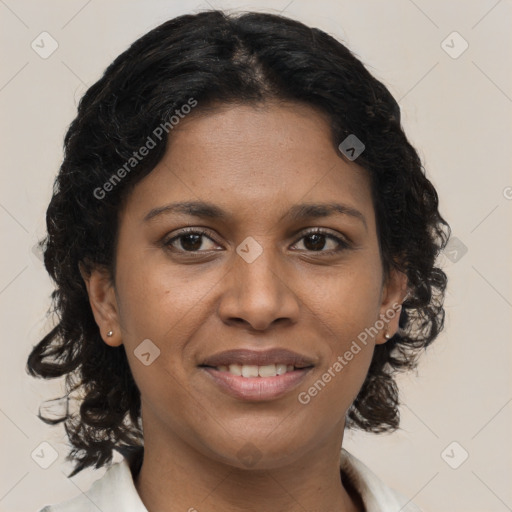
left=107, top=330, right=113, bottom=337
left=384, top=330, right=391, bottom=340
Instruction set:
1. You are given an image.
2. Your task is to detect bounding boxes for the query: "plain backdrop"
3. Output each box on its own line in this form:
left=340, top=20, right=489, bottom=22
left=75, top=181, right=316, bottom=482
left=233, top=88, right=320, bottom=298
left=1, top=1, right=511, bottom=511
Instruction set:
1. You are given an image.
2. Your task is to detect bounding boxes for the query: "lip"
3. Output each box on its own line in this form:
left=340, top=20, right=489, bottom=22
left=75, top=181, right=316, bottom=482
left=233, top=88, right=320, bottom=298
left=200, top=366, right=313, bottom=401
left=200, top=348, right=316, bottom=368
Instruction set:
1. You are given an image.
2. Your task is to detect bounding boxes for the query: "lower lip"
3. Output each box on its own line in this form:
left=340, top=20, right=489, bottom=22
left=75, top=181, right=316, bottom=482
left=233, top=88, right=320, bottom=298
left=200, top=367, right=313, bottom=401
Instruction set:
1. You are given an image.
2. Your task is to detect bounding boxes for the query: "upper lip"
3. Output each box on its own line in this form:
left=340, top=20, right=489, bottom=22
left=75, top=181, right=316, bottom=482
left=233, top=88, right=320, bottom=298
left=200, top=348, right=316, bottom=368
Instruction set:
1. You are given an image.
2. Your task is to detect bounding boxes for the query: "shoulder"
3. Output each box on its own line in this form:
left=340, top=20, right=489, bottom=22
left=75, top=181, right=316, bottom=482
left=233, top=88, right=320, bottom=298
left=37, top=458, right=147, bottom=512
left=340, top=449, right=423, bottom=512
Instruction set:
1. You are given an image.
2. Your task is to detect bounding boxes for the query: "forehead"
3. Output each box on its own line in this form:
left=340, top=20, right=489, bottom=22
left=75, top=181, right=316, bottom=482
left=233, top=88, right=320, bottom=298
left=165, top=101, right=341, bottom=174
left=121, top=102, right=375, bottom=230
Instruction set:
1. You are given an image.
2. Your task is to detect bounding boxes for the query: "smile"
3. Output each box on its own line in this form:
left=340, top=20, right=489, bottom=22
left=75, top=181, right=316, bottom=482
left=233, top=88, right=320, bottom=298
left=200, top=365, right=313, bottom=401
left=212, top=363, right=298, bottom=377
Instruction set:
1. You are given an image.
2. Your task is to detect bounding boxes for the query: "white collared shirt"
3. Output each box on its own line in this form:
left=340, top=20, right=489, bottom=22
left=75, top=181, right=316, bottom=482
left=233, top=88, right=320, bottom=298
left=39, top=449, right=422, bottom=512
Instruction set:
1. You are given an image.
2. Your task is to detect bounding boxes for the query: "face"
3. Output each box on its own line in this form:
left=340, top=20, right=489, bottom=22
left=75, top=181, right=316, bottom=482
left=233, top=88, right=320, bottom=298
left=84, top=101, right=407, bottom=469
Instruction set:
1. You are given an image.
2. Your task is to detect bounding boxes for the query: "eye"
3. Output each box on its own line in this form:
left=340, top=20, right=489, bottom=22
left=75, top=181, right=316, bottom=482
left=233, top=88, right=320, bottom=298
left=162, top=227, right=351, bottom=256
left=291, top=228, right=350, bottom=254
left=163, top=228, right=221, bottom=254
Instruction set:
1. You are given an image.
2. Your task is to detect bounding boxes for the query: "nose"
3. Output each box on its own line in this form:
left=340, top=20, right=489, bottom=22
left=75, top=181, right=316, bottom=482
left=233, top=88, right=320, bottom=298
left=217, top=241, right=301, bottom=331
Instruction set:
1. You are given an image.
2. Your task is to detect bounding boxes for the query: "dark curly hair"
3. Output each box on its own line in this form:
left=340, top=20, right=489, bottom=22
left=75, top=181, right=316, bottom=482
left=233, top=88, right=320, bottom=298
left=27, top=9, right=450, bottom=476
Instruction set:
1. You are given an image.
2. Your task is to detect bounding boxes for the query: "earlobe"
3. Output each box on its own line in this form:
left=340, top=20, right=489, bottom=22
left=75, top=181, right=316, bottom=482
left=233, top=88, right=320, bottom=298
left=376, top=267, right=408, bottom=345
left=79, top=262, right=122, bottom=347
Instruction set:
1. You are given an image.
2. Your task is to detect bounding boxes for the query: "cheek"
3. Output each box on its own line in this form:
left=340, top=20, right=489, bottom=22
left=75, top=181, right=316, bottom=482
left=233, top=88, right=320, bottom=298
left=113, top=255, right=222, bottom=393
left=305, top=256, right=383, bottom=336
left=114, top=255, right=209, bottom=341
left=302, top=256, right=382, bottom=393
left=298, top=280, right=378, bottom=416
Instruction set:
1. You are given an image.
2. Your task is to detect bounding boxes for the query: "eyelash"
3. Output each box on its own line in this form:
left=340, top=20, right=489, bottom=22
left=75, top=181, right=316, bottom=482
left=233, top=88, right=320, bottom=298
left=162, top=227, right=351, bottom=257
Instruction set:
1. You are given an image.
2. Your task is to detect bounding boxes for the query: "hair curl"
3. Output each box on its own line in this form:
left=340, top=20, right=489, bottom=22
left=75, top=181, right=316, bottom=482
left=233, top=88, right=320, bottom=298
left=27, top=9, right=450, bottom=475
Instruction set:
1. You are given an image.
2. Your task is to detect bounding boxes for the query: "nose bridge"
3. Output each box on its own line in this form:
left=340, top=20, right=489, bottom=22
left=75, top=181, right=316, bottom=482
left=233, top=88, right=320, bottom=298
left=218, top=236, right=300, bottom=330
left=236, top=236, right=281, bottom=292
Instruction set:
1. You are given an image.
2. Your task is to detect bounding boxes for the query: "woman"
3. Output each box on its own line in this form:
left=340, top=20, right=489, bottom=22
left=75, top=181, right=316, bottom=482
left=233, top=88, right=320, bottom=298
left=29, top=9, right=449, bottom=512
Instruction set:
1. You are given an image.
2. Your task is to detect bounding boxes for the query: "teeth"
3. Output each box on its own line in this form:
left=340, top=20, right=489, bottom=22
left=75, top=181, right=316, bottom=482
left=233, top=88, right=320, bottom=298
left=228, top=364, right=242, bottom=376
left=277, top=364, right=289, bottom=375
left=259, top=364, right=278, bottom=377
left=241, top=365, right=259, bottom=378
left=216, top=364, right=297, bottom=377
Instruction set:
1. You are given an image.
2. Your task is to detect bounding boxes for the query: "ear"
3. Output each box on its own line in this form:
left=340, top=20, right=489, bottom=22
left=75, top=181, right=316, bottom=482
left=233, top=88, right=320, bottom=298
left=79, top=262, right=122, bottom=347
left=375, top=267, right=409, bottom=345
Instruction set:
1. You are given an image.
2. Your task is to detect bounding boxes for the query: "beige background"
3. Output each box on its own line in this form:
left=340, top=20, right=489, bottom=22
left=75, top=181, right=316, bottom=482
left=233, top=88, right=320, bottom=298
left=1, top=1, right=511, bottom=511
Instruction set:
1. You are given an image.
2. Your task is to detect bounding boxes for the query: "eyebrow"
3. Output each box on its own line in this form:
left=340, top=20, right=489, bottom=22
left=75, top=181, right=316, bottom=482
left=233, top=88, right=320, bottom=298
left=143, top=200, right=367, bottom=230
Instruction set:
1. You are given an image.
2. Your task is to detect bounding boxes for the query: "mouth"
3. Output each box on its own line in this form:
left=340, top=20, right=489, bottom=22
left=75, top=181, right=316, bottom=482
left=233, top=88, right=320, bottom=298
left=198, top=348, right=316, bottom=401
left=200, top=347, right=316, bottom=369
left=198, top=363, right=314, bottom=402
left=199, top=363, right=312, bottom=377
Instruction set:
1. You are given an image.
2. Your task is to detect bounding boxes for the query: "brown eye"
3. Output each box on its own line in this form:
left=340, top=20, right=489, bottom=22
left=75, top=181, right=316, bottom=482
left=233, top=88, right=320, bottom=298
left=176, top=233, right=204, bottom=251
left=292, top=229, right=350, bottom=254
left=164, top=229, right=220, bottom=253
left=303, top=233, right=329, bottom=251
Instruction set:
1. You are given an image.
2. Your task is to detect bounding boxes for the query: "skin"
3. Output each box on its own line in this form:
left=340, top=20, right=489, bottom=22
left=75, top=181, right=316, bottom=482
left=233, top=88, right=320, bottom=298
left=82, top=101, right=408, bottom=512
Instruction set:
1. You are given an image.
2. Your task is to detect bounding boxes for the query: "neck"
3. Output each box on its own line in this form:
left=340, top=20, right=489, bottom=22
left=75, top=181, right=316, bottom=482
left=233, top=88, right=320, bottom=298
left=134, top=417, right=363, bottom=512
